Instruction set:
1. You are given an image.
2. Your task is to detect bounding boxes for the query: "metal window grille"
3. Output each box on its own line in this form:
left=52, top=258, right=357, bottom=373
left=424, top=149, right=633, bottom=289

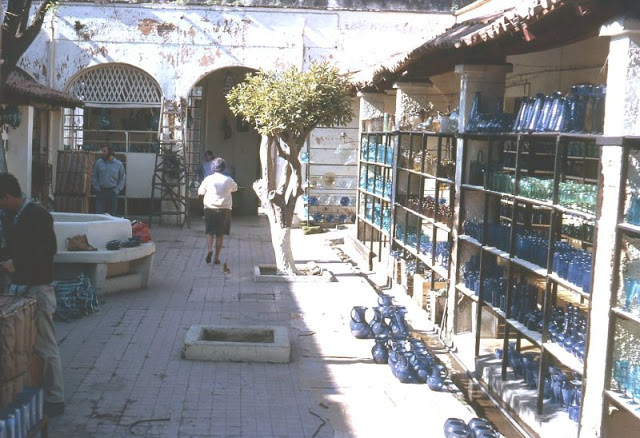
left=67, top=64, right=162, bottom=106
left=63, top=64, right=162, bottom=151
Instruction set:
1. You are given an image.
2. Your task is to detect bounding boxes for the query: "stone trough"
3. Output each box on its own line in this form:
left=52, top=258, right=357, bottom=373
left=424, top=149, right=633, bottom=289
left=52, top=212, right=155, bottom=294
left=182, top=325, right=290, bottom=363
left=253, top=264, right=335, bottom=283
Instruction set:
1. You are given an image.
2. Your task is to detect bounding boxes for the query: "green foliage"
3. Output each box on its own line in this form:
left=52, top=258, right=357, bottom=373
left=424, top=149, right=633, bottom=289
left=226, top=61, right=354, bottom=140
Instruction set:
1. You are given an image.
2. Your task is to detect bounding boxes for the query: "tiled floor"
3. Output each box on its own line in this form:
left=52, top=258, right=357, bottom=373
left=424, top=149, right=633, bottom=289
left=49, top=215, right=478, bottom=437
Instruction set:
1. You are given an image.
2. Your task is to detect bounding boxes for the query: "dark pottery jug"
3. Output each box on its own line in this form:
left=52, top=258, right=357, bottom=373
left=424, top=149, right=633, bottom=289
left=444, top=418, right=469, bottom=436
left=371, top=336, right=389, bottom=364
left=394, top=354, right=418, bottom=384
left=370, top=307, right=391, bottom=337
left=349, top=306, right=372, bottom=339
left=427, top=363, right=448, bottom=391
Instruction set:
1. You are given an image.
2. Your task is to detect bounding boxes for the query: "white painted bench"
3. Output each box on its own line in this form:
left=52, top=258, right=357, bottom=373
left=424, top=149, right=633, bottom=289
left=51, top=213, right=155, bottom=295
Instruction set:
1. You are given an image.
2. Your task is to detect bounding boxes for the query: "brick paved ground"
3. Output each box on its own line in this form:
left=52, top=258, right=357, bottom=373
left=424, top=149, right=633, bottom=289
left=48, top=215, right=479, bottom=437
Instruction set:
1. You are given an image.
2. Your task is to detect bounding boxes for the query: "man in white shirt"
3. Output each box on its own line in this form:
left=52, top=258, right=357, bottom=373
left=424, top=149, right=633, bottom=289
left=198, top=158, right=238, bottom=264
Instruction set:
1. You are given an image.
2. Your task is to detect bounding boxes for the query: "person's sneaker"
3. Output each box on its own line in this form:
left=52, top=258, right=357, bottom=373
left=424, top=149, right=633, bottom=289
left=44, top=401, right=65, bottom=417
left=206, top=251, right=213, bottom=264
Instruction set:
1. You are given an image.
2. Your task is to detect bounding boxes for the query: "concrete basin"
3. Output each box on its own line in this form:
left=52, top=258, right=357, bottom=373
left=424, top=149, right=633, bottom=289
left=52, top=212, right=131, bottom=251
left=182, top=325, right=290, bottom=363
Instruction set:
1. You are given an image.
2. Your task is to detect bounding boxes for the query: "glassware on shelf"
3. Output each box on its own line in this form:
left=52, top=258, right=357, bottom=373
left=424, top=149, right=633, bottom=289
left=412, top=150, right=424, bottom=172
left=626, top=194, right=640, bottom=225
left=320, top=172, right=337, bottom=188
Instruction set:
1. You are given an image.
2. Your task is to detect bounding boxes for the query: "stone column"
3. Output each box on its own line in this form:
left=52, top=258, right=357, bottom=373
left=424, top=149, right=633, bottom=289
left=393, top=81, right=434, bottom=129
left=454, top=64, right=513, bottom=134
left=448, top=64, right=511, bottom=338
left=358, top=91, right=395, bottom=133
left=6, top=105, right=34, bottom=196
left=581, top=16, right=640, bottom=438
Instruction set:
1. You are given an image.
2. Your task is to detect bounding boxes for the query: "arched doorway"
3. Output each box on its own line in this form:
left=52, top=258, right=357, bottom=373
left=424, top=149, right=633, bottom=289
left=190, top=67, right=261, bottom=216
left=64, top=63, right=163, bottom=215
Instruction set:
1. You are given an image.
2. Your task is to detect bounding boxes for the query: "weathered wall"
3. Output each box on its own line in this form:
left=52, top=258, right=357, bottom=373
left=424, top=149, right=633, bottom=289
left=64, top=0, right=470, bottom=13
left=22, top=4, right=456, bottom=100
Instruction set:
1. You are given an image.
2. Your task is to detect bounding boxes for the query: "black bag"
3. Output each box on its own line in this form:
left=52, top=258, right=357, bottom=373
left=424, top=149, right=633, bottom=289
left=469, top=150, right=485, bottom=186
left=106, top=240, right=121, bottom=250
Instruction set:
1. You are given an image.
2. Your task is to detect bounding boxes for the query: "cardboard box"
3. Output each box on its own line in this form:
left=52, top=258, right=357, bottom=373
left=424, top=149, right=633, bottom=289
left=412, top=273, right=447, bottom=309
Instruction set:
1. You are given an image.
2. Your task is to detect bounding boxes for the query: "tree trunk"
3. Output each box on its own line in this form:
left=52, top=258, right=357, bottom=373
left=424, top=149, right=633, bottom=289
left=253, top=135, right=304, bottom=275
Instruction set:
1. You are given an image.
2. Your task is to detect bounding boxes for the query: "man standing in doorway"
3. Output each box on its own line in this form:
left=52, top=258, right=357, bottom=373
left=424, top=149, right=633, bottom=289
left=0, top=173, right=65, bottom=417
left=198, top=158, right=237, bottom=264
left=201, top=150, right=215, bottom=180
left=92, top=146, right=126, bottom=216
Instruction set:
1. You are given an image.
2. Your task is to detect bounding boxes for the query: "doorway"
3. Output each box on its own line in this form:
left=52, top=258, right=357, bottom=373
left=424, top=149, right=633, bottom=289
left=190, top=67, right=261, bottom=216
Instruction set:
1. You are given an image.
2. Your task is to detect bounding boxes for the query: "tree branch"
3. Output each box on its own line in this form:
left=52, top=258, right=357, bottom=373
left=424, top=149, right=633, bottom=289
left=2, top=0, right=53, bottom=81
left=19, top=0, right=36, bottom=34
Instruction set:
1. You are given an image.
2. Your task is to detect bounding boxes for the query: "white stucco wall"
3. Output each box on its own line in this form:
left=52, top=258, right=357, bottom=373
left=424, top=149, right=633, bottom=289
left=22, top=4, right=455, bottom=99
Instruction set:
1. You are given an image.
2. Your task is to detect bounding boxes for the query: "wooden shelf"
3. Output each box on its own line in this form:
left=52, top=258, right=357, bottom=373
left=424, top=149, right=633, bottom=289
left=393, top=238, right=449, bottom=279
left=543, top=342, right=584, bottom=374
left=395, top=203, right=452, bottom=233
left=548, top=273, right=591, bottom=299
left=456, top=282, right=479, bottom=302
left=396, top=166, right=454, bottom=184
left=458, top=234, right=482, bottom=247
left=611, top=307, right=640, bottom=325
left=357, top=188, right=391, bottom=203
left=360, top=159, right=392, bottom=168
left=357, top=216, right=390, bottom=237
left=618, top=222, right=640, bottom=236
left=604, top=390, right=640, bottom=422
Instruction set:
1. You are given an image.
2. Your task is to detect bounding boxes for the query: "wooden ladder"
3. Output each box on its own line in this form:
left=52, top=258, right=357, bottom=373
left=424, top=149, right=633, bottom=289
left=148, top=99, right=187, bottom=226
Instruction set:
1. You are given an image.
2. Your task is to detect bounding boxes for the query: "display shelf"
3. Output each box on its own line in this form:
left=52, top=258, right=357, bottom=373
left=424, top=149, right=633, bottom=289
left=543, top=342, right=584, bottom=375
left=456, top=282, right=478, bottom=302
left=359, top=216, right=390, bottom=237
left=506, top=317, right=543, bottom=346
left=618, top=222, right=640, bottom=236
left=604, top=136, right=640, bottom=431
left=357, top=188, right=391, bottom=202
left=548, top=273, right=591, bottom=299
left=456, top=131, right=599, bottom=419
left=604, top=390, right=640, bottom=422
left=397, top=165, right=455, bottom=184
left=356, top=132, right=395, bottom=268
left=459, top=234, right=482, bottom=247
left=611, top=307, right=640, bottom=325
left=393, top=238, right=449, bottom=279
left=394, top=203, right=452, bottom=233
left=360, top=159, right=392, bottom=168
left=390, top=131, right=455, bottom=284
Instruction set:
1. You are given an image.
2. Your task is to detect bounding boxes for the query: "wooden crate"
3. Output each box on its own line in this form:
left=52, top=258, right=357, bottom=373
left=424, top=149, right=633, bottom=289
left=55, top=150, right=96, bottom=195
left=412, top=273, right=446, bottom=310
left=0, top=297, right=36, bottom=407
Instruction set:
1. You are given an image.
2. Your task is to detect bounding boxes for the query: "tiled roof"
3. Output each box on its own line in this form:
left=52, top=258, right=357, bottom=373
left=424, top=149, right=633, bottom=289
left=351, top=0, right=616, bottom=89
left=2, top=76, right=84, bottom=108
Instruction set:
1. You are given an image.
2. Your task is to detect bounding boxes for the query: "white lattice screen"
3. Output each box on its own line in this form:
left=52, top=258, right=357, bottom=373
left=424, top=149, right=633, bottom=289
left=67, top=64, right=162, bottom=106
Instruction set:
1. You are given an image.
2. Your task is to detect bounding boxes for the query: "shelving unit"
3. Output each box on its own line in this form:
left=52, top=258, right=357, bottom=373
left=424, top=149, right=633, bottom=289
left=356, top=132, right=395, bottom=268
left=304, top=133, right=358, bottom=226
left=391, top=131, right=456, bottom=297
left=603, top=136, right=640, bottom=426
left=455, top=132, right=601, bottom=434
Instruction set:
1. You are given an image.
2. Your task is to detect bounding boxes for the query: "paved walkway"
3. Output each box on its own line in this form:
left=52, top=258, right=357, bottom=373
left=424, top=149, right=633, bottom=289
left=49, top=215, right=482, bottom=437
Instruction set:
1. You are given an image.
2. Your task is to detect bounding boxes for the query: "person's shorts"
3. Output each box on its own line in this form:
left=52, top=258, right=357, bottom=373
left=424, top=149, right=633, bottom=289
left=204, top=208, right=231, bottom=236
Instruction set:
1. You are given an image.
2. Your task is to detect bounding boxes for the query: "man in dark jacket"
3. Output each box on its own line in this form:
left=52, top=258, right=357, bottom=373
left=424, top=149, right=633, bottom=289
left=0, top=173, right=65, bottom=417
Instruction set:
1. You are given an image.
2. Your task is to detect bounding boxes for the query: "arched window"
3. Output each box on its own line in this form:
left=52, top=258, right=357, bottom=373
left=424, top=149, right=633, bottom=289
left=64, top=64, right=162, bottom=153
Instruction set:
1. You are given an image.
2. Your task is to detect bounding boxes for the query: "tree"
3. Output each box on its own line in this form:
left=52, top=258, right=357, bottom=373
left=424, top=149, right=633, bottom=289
left=0, top=0, right=55, bottom=172
left=1, top=0, right=55, bottom=88
left=227, top=61, right=354, bottom=275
